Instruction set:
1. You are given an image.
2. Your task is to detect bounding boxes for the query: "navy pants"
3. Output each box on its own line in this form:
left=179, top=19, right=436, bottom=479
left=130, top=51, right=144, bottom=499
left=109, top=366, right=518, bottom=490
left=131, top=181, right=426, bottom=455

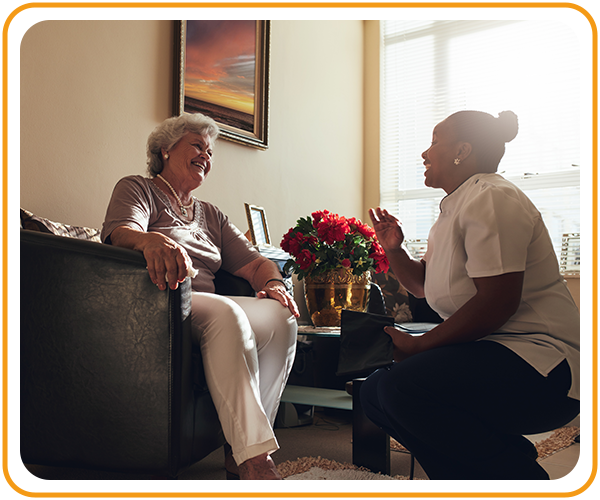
left=360, top=340, right=579, bottom=480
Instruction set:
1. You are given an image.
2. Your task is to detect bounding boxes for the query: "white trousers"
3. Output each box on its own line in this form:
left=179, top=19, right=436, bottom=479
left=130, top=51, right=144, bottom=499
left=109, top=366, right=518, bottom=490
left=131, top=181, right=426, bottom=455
left=191, top=293, right=297, bottom=465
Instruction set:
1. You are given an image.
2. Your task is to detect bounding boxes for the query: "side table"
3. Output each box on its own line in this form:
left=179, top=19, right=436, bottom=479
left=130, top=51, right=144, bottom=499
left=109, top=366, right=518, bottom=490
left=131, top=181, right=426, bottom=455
left=280, top=325, right=391, bottom=475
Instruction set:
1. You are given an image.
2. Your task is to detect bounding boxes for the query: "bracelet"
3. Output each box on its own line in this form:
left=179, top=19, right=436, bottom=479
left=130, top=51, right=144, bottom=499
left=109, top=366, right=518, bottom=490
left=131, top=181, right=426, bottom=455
left=264, top=278, right=288, bottom=290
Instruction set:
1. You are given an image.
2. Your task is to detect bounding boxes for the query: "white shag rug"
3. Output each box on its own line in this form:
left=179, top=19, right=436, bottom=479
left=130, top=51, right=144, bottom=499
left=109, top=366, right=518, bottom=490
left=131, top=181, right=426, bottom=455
left=278, top=427, right=579, bottom=480
left=285, top=467, right=406, bottom=480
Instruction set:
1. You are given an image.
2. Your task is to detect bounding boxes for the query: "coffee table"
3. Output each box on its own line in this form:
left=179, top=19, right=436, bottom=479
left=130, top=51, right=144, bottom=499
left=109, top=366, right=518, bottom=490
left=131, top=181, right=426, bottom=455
left=280, top=325, right=391, bottom=475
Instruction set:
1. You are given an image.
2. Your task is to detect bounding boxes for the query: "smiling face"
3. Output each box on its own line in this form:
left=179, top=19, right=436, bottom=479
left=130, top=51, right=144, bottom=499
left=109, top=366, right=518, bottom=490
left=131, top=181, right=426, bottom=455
left=162, top=132, right=213, bottom=193
left=422, top=117, right=480, bottom=195
left=421, top=119, right=460, bottom=191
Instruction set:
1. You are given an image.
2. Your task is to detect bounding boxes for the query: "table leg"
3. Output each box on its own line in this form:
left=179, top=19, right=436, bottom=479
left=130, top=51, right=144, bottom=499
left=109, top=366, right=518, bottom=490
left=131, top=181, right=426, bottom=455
left=351, top=378, right=390, bottom=475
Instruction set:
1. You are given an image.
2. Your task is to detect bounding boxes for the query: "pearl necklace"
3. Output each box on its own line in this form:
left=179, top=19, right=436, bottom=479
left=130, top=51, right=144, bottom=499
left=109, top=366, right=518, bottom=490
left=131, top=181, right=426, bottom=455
left=156, top=174, right=194, bottom=216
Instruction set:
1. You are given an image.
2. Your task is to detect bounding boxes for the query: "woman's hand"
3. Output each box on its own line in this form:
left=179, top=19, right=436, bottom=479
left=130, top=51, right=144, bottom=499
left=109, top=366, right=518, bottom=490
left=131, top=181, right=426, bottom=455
left=235, top=257, right=300, bottom=317
left=369, top=207, right=405, bottom=252
left=257, top=281, right=300, bottom=318
left=111, top=226, right=194, bottom=291
left=384, top=326, right=424, bottom=362
left=141, top=232, right=195, bottom=291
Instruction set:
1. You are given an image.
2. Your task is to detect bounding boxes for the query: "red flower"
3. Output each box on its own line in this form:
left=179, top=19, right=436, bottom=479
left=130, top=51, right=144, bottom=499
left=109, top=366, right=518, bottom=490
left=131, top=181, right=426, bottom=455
left=311, top=210, right=330, bottom=225
left=316, top=212, right=350, bottom=245
left=296, top=249, right=316, bottom=270
left=368, top=240, right=389, bottom=274
left=283, top=210, right=387, bottom=279
left=280, top=228, right=297, bottom=254
left=346, top=217, right=375, bottom=239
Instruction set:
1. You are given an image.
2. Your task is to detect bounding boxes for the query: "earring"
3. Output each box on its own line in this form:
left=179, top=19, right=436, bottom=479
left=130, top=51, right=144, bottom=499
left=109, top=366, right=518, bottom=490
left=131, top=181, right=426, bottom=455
left=164, top=153, right=169, bottom=160
left=454, top=158, right=461, bottom=165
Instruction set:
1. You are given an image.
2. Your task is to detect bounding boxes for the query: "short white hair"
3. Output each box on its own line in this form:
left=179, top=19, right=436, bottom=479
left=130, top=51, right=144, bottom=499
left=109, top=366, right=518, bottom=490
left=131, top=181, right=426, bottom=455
left=146, top=114, right=219, bottom=176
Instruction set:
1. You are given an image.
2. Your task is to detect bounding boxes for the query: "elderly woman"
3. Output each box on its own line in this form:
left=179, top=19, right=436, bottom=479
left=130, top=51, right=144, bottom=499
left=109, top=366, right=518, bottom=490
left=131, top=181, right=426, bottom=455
left=363, top=110, right=580, bottom=480
left=101, top=113, right=299, bottom=480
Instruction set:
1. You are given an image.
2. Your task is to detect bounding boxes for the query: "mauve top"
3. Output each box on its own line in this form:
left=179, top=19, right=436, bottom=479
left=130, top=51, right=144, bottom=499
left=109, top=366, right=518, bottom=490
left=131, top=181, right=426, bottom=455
left=101, top=175, right=260, bottom=293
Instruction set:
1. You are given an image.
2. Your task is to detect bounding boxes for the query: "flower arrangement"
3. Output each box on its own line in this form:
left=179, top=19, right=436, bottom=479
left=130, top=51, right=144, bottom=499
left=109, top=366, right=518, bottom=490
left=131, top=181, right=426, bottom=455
left=280, top=210, right=390, bottom=280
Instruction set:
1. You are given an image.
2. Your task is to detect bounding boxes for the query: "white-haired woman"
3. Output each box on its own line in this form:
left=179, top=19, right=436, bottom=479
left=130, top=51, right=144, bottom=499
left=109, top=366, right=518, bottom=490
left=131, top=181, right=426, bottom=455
left=101, top=113, right=299, bottom=480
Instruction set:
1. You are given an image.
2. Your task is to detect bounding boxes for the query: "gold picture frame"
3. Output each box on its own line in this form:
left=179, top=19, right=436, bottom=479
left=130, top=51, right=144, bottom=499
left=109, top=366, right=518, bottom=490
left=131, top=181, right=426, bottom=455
left=244, top=203, right=271, bottom=247
left=174, top=20, right=271, bottom=150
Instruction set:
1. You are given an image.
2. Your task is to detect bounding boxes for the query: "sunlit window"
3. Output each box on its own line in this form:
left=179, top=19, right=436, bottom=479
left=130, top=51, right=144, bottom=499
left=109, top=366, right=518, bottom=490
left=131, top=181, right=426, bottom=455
left=381, top=20, right=580, bottom=256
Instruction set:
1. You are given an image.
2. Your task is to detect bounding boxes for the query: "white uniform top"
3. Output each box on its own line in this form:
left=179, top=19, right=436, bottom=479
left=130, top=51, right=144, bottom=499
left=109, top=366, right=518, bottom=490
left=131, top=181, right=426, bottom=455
left=423, top=173, right=580, bottom=400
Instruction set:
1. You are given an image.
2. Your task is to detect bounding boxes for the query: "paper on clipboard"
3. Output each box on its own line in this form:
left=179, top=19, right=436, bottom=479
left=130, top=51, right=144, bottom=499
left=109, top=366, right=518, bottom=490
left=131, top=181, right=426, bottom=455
left=394, top=322, right=440, bottom=335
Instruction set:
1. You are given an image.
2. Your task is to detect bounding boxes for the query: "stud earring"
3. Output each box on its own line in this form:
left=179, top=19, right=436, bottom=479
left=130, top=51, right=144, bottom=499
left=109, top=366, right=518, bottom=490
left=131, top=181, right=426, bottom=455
left=454, top=158, right=461, bottom=165
left=164, top=153, right=169, bottom=160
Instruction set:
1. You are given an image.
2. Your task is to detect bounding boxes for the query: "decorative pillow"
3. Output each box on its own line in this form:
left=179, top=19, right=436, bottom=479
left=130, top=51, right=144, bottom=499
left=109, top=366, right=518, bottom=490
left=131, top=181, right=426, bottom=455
left=372, top=269, right=443, bottom=324
left=372, top=270, right=413, bottom=322
left=20, top=208, right=102, bottom=243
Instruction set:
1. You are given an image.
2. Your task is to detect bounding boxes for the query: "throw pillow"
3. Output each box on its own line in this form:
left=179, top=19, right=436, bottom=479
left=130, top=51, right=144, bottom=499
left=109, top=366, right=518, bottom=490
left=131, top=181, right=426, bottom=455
left=20, top=208, right=102, bottom=243
left=372, top=270, right=413, bottom=322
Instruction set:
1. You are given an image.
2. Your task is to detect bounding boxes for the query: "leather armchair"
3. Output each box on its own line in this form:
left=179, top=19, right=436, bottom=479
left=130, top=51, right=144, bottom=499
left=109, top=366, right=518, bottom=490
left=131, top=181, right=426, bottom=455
left=20, top=229, right=253, bottom=478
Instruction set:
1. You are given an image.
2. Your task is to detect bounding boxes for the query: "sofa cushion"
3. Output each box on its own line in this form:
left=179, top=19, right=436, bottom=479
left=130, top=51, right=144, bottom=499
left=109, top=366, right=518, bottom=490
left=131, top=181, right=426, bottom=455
left=20, top=208, right=101, bottom=243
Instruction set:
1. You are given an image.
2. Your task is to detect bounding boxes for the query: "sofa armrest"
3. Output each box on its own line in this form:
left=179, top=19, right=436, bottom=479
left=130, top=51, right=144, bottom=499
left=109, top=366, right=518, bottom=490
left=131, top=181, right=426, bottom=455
left=20, top=229, right=194, bottom=473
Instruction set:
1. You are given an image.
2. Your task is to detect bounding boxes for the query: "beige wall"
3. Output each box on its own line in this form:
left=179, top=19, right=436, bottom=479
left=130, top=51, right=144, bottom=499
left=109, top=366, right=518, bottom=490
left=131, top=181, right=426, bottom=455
left=20, top=20, right=365, bottom=243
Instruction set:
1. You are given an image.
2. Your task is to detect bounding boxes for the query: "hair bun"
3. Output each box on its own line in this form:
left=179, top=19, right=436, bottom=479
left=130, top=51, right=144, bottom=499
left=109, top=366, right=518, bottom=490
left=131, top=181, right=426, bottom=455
left=497, top=110, right=518, bottom=143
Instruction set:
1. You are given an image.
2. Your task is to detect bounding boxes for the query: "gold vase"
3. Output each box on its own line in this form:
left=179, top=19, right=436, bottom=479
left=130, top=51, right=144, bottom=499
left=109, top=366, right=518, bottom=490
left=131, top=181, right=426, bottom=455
left=304, top=269, right=371, bottom=327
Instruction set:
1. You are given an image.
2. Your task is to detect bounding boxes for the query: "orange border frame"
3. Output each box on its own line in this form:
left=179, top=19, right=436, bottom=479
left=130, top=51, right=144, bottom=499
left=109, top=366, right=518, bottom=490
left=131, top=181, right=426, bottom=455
left=3, top=1, right=597, bottom=498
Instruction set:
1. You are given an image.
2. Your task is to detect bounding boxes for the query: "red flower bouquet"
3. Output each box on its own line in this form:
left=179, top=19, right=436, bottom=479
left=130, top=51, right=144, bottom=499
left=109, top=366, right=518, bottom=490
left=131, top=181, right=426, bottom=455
left=281, top=210, right=389, bottom=280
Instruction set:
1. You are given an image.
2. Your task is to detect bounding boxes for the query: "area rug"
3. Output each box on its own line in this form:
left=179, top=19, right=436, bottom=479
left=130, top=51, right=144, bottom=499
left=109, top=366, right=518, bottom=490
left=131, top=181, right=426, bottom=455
left=279, top=456, right=412, bottom=480
left=390, top=426, right=580, bottom=461
left=279, top=427, right=579, bottom=480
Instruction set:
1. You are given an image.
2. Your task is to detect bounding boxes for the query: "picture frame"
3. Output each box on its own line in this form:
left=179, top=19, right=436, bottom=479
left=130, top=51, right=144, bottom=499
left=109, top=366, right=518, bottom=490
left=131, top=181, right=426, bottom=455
left=244, top=203, right=271, bottom=247
left=174, top=20, right=271, bottom=150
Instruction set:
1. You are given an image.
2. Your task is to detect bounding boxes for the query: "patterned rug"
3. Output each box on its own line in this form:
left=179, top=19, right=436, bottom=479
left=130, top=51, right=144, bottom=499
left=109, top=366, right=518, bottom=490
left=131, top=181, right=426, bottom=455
left=278, top=427, right=580, bottom=480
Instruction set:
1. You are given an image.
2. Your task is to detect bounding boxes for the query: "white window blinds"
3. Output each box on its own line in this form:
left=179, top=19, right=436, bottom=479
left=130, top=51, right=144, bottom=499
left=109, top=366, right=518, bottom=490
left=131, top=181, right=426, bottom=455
left=381, top=20, right=581, bottom=255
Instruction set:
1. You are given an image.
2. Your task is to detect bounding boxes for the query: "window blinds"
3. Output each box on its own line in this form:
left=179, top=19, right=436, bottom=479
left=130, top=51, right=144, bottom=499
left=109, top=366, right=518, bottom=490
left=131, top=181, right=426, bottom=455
left=381, top=20, right=581, bottom=255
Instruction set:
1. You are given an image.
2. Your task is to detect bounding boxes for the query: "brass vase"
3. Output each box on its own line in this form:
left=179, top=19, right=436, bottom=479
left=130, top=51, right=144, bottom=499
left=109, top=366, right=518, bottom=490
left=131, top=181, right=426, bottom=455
left=304, top=269, right=371, bottom=327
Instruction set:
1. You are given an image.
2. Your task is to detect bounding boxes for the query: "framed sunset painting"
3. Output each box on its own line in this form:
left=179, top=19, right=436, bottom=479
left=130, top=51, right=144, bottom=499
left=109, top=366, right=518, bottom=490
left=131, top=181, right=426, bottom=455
left=174, top=20, right=271, bottom=150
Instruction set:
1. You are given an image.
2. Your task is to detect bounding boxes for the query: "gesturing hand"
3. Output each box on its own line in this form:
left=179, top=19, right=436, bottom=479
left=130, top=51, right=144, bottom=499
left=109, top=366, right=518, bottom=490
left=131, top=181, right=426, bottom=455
left=368, top=207, right=405, bottom=252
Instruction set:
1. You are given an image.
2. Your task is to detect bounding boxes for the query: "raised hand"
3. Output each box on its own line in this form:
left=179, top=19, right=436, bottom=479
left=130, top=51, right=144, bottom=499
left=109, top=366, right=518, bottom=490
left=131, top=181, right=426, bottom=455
left=368, top=207, right=405, bottom=252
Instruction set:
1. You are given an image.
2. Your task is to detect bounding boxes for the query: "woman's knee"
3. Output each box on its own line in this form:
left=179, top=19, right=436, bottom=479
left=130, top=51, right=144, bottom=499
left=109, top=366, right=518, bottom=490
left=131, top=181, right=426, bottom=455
left=191, top=293, right=252, bottom=345
left=362, top=363, right=424, bottom=415
left=232, top=297, right=298, bottom=350
left=360, top=369, right=392, bottom=415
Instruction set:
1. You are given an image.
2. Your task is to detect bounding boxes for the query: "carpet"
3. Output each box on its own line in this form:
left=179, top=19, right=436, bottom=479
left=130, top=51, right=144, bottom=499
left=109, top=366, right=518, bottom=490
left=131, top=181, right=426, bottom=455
left=279, top=427, right=579, bottom=480
left=279, top=456, right=413, bottom=480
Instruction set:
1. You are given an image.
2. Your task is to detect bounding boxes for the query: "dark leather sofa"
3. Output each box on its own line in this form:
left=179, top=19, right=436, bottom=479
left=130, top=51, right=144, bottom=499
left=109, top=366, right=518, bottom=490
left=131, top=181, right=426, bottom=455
left=21, top=229, right=253, bottom=478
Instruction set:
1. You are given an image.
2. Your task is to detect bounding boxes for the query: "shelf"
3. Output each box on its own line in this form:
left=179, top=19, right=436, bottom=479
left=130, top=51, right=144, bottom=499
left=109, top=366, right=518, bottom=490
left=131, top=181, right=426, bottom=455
left=281, top=385, right=352, bottom=411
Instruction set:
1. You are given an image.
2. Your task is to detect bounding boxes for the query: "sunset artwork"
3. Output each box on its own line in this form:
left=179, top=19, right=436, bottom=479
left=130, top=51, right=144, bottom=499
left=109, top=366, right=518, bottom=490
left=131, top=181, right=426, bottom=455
left=184, top=20, right=256, bottom=133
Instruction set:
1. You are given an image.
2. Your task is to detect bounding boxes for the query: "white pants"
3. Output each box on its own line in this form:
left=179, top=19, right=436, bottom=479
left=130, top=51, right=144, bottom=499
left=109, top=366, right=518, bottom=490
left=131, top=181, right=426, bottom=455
left=191, top=293, right=297, bottom=465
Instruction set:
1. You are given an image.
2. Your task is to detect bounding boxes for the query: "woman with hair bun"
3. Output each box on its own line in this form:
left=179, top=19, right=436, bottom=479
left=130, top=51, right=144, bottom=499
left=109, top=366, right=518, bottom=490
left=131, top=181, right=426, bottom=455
left=363, top=110, right=580, bottom=479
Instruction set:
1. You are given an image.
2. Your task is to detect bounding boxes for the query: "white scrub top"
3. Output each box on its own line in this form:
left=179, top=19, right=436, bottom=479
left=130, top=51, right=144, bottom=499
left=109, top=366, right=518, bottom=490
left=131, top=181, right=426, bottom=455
left=423, top=173, right=580, bottom=400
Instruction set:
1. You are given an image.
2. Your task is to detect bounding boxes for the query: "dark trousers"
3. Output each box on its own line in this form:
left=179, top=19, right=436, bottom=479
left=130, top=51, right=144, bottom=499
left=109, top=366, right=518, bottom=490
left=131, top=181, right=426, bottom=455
left=360, top=340, right=579, bottom=480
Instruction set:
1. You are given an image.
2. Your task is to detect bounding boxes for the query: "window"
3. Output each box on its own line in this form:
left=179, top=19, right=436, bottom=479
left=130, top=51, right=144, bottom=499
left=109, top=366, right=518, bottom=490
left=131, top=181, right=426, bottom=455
left=381, top=20, right=580, bottom=257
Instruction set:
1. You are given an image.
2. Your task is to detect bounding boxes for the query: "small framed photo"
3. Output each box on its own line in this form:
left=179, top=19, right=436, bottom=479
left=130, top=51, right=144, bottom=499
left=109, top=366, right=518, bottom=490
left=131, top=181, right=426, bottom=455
left=245, top=203, right=271, bottom=247
left=174, top=20, right=271, bottom=150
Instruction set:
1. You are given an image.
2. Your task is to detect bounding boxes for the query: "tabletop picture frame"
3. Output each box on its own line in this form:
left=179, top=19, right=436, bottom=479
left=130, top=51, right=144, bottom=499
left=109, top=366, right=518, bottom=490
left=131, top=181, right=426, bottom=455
left=245, top=203, right=271, bottom=247
left=174, top=20, right=271, bottom=150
